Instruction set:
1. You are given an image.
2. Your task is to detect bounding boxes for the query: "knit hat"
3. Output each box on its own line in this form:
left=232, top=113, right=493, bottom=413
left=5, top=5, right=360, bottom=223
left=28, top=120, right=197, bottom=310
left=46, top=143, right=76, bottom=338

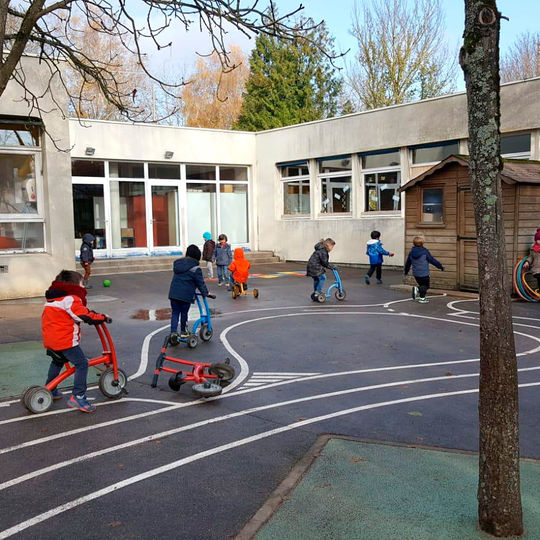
left=535, top=228, right=540, bottom=242
left=203, top=232, right=211, bottom=240
left=185, top=244, right=201, bottom=261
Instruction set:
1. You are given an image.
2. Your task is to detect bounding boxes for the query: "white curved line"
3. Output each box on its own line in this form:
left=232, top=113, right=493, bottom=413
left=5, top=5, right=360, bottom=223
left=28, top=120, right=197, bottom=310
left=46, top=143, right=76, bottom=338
left=446, top=298, right=479, bottom=312
left=3, top=381, right=540, bottom=539
left=128, top=324, right=169, bottom=381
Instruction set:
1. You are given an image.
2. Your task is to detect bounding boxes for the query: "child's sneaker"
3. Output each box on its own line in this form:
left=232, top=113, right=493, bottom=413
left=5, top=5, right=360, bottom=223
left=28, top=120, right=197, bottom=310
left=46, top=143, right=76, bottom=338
left=67, top=394, right=96, bottom=413
left=180, top=330, right=190, bottom=338
left=417, top=297, right=429, bottom=304
left=412, top=286, right=419, bottom=300
left=364, top=275, right=370, bottom=285
left=218, top=282, right=223, bottom=287
left=376, top=279, right=383, bottom=285
left=51, top=388, right=63, bottom=401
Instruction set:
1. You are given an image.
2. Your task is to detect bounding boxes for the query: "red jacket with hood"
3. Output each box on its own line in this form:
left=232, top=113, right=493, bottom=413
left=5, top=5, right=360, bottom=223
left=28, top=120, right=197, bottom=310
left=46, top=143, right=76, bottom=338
left=42, top=281, right=107, bottom=351
left=228, top=248, right=250, bottom=283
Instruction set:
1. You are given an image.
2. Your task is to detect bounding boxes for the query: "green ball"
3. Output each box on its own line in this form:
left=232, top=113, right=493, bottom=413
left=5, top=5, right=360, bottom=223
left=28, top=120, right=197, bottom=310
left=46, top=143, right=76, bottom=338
left=103, top=279, right=111, bottom=287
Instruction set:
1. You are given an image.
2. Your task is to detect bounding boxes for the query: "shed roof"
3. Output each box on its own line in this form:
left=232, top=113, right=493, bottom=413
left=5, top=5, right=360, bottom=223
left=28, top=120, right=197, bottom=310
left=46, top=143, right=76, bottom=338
left=399, top=155, right=540, bottom=192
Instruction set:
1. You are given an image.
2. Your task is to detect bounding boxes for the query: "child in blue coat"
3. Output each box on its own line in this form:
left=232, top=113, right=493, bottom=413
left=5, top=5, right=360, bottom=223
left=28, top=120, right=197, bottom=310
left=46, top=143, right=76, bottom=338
left=365, top=231, right=394, bottom=284
left=404, top=236, right=444, bottom=303
left=168, top=244, right=208, bottom=339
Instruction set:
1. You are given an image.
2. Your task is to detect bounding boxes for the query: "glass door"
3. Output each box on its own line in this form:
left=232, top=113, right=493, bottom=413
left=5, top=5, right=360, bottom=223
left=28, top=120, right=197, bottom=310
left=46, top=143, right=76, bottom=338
left=148, top=183, right=180, bottom=252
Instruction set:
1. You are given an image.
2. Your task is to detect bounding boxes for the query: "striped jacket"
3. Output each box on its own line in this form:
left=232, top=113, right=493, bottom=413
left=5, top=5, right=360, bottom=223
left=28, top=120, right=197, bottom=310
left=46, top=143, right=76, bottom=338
left=42, top=284, right=107, bottom=351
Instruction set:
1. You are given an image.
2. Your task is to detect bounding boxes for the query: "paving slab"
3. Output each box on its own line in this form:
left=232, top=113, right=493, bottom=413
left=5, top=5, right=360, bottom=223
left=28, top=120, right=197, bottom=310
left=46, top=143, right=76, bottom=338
left=255, top=438, right=540, bottom=540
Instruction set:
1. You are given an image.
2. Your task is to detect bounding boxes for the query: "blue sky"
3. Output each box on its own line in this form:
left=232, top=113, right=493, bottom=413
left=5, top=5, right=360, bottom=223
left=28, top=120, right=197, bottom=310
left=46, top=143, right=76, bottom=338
left=147, top=1, right=540, bottom=88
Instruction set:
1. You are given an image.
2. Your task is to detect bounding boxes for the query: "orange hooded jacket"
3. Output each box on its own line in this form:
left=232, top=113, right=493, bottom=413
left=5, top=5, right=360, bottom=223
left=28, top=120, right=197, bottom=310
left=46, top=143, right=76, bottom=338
left=228, top=248, right=250, bottom=283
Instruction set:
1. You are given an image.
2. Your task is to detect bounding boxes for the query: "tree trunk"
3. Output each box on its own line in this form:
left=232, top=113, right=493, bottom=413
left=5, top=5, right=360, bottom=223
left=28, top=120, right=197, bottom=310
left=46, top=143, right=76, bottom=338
left=460, top=1, right=523, bottom=536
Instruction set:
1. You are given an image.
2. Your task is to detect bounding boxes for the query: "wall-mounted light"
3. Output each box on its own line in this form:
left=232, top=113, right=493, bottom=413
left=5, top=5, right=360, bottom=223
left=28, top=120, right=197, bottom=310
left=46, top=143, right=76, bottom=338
left=164, top=151, right=174, bottom=159
left=85, top=147, right=95, bottom=156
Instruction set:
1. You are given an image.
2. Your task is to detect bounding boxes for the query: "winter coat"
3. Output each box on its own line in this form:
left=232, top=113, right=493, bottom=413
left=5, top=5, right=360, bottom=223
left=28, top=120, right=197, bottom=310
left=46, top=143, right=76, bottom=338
left=42, top=281, right=106, bottom=351
left=213, top=243, right=233, bottom=266
left=526, top=245, right=540, bottom=275
left=202, top=239, right=216, bottom=262
left=168, top=256, right=208, bottom=303
left=404, top=246, right=443, bottom=278
left=366, top=239, right=390, bottom=265
left=80, top=233, right=95, bottom=264
left=228, top=248, right=251, bottom=283
left=306, top=242, right=332, bottom=277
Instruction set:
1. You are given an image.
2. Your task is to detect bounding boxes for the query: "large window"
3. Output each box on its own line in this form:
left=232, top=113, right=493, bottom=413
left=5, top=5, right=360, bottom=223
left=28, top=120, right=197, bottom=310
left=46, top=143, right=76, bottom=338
left=319, top=156, right=352, bottom=214
left=422, top=188, right=443, bottom=223
left=280, top=162, right=310, bottom=216
left=73, top=184, right=106, bottom=249
left=71, top=160, right=105, bottom=177
left=364, top=171, right=401, bottom=212
left=187, top=183, right=217, bottom=246
left=109, top=162, right=144, bottom=178
left=220, top=184, right=248, bottom=243
left=109, top=181, right=147, bottom=248
left=412, top=141, right=459, bottom=165
left=149, top=163, right=180, bottom=180
left=501, top=133, right=530, bottom=158
left=362, top=150, right=400, bottom=170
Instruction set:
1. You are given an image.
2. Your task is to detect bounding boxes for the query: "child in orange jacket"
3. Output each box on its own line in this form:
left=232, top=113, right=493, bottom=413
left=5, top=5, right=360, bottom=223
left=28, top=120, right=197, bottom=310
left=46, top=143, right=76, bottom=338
left=42, top=270, right=109, bottom=413
left=228, top=248, right=251, bottom=289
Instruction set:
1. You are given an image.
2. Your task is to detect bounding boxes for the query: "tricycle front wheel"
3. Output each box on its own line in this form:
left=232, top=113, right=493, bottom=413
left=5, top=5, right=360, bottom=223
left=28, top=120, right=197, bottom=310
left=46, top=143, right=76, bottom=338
left=335, top=289, right=346, bottom=301
left=99, top=368, right=127, bottom=399
left=25, top=386, right=53, bottom=414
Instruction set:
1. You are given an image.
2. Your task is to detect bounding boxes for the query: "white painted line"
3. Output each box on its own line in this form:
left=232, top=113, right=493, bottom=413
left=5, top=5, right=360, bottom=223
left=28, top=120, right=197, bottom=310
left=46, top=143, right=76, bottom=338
left=243, top=383, right=266, bottom=387
left=252, top=372, right=319, bottom=376
left=128, top=324, right=169, bottom=381
left=3, top=381, right=540, bottom=539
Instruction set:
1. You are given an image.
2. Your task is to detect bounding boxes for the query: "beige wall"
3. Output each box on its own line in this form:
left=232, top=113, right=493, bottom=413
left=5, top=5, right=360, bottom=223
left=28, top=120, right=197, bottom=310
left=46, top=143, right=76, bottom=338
left=0, top=56, right=72, bottom=300
left=254, top=78, right=540, bottom=266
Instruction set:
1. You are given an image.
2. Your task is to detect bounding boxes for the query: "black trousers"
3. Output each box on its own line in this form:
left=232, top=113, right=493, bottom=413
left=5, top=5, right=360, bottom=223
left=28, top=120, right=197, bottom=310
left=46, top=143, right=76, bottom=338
left=367, top=264, right=382, bottom=280
left=534, top=273, right=540, bottom=290
left=414, top=275, right=430, bottom=298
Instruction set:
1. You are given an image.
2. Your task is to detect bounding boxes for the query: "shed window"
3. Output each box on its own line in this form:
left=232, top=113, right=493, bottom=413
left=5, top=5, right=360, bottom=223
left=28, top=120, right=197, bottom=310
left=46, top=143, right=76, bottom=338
left=364, top=171, right=401, bottom=211
left=280, top=162, right=310, bottom=215
left=412, top=141, right=459, bottom=164
left=422, top=189, right=443, bottom=223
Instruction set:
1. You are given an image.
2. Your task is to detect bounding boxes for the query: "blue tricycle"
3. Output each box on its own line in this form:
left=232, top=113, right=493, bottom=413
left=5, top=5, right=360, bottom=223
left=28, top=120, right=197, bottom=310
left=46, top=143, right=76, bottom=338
left=170, top=293, right=215, bottom=349
left=311, top=268, right=346, bottom=303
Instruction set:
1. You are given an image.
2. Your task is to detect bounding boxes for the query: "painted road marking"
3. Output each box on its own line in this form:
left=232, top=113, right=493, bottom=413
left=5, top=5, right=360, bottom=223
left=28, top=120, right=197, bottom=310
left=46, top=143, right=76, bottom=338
left=3, top=381, right=540, bottom=539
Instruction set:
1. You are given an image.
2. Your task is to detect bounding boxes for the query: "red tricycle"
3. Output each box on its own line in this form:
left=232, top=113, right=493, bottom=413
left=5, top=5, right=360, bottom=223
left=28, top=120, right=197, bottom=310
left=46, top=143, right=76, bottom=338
left=151, top=334, right=235, bottom=397
left=21, top=323, right=128, bottom=414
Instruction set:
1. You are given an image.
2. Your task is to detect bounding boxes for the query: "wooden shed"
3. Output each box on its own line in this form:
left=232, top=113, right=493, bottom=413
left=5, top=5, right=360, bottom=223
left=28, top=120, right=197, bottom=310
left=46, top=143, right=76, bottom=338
left=399, top=155, right=540, bottom=292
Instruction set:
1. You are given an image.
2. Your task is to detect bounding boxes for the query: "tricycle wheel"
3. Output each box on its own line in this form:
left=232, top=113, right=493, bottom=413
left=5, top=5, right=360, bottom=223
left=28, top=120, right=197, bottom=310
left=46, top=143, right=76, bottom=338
left=200, top=324, right=213, bottom=342
left=99, top=368, right=127, bottom=399
left=209, top=362, right=235, bottom=385
left=192, top=382, right=223, bottom=398
left=335, top=289, right=346, bottom=301
left=168, top=373, right=184, bottom=392
left=316, top=292, right=326, bottom=303
left=253, top=289, right=259, bottom=298
left=21, top=385, right=42, bottom=408
left=169, top=333, right=180, bottom=346
left=232, top=284, right=240, bottom=299
left=25, top=386, right=53, bottom=414
left=187, top=334, right=198, bottom=349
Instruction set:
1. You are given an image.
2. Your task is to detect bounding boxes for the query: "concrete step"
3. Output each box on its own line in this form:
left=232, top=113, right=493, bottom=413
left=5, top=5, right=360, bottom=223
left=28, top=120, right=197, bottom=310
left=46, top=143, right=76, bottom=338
left=89, top=251, right=280, bottom=276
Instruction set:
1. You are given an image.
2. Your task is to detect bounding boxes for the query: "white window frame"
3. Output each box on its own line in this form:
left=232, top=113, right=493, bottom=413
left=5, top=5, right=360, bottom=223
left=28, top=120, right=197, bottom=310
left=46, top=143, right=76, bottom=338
left=409, top=141, right=460, bottom=167
left=317, top=159, right=353, bottom=217
left=362, top=166, right=402, bottom=214
left=0, top=146, right=45, bottom=253
left=280, top=163, right=311, bottom=218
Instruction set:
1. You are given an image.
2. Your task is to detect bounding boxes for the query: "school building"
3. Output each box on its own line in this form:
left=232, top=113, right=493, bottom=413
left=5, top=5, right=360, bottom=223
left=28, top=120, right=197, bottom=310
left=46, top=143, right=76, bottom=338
left=1, top=55, right=539, bottom=299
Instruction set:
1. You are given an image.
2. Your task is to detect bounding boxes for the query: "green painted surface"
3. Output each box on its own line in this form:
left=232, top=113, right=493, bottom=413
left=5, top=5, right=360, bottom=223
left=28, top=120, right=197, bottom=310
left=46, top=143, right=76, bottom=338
left=257, top=439, right=540, bottom=540
left=0, top=341, right=100, bottom=399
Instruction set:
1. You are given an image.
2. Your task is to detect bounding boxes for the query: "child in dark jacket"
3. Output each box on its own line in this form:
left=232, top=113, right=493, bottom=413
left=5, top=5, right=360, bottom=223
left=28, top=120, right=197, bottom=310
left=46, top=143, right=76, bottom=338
left=404, top=236, right=444, bottom=303
left=42, top=270, right=109, bottom=413
left=306, top=238, right=336, bottom=296
left=202, top=232, right=216, bottom=279
left=523, top=228, right=540, bottom=290
left=365, top=230, right=394, bottom=285
left=168, top=244, right=209, bottom=339
left=213, top=234, right=233, bottom=288
left=79, top=233, right=95, bottom=289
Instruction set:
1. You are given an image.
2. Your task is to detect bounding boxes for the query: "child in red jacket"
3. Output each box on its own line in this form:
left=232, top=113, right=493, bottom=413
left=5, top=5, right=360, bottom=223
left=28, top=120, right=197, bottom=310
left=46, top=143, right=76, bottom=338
left=42, top=270, right=109, bottom=413
left=228, top=248, right=251, bottom=289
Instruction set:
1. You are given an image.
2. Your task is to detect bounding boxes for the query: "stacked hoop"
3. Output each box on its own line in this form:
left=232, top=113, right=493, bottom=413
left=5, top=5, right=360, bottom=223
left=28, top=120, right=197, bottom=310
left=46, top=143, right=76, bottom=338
left=513, top=258, right=540, bottom=302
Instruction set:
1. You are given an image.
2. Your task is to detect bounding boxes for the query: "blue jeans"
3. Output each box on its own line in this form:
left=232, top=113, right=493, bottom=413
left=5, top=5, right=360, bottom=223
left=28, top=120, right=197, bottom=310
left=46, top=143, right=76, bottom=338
left=46, top=345, right=88, bottom=396
left=217, top=265, right=230, bottom=285
left=312, top=274, right=326, bottom=292
left=170, top=299, right=191, bottom=333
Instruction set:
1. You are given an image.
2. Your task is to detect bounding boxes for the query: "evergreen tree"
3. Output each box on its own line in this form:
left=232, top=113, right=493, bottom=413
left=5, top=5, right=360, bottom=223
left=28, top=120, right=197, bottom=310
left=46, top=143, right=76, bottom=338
left=234, top=20, right=342, bottom=131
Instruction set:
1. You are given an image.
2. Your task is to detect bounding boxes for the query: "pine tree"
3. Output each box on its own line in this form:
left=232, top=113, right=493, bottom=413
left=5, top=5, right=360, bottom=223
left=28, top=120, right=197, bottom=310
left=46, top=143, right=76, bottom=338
left=234, top=20, right=342, bottom=131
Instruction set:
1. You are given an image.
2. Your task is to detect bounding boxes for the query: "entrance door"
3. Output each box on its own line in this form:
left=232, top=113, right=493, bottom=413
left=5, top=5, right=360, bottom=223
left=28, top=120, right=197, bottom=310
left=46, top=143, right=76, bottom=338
left=148, top=184, right=180, bottom=252
left=457, top=186, right=479, bottom=290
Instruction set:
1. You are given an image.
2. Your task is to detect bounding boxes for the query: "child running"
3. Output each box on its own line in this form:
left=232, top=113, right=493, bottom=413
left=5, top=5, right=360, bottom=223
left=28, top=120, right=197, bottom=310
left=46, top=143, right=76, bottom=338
left=168, top=244, right=208, bottom=339
left=42, top=270, right=109, bottom=413
left=404, top=236, right=444, bottom=303
left=523, top=228, right=540, bottom=290
left=306, top=238, right=336, bottom=297
left=213, top=234, right=233, bottom=288
left=365, top=230, right=394, bottom=285
left=79, top=233, right=95, bottom=289
left=202, top=232, right=215, bottom=279
left=228, top=248, right=251, bottom=290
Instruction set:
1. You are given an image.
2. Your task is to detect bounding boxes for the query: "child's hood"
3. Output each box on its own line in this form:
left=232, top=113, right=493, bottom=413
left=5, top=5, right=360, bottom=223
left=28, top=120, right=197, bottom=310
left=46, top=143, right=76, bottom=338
left=45, top=281, right=87, bottom=306
left=233, top=248, right=245, bottom=260
left=82, top=233, right=95, bottom=245
left=366, top=239, right=380, bottom=246
left=173, top=257, right=199, bottom=274
left=410, top=246, right=428, bottom=259
left=314, top=242, right=326, bottom=251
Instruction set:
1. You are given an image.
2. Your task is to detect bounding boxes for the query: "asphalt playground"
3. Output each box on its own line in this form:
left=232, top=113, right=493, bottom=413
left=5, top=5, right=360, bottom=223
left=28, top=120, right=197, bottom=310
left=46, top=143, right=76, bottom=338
left=1, top=262, right=540, bottom=539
